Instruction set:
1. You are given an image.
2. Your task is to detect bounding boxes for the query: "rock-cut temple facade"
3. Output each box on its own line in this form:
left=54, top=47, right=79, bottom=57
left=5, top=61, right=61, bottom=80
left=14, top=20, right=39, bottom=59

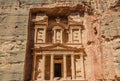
left=23, top=1, right=120, bottom=81
left=0, top=0, right=120, bottom=81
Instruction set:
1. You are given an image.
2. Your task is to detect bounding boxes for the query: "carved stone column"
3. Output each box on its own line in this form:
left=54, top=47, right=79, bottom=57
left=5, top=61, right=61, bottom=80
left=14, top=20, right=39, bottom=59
left=71, top=54, right=75, bottom=80
left=60, top=30, right=62, bottom=43
left=42, top=55, right=45, bottom=80
left=79, top=28, right=82, bottom=43
left=53, top=30, right=56, bottom=43
left=34, top=27, right=37, bottom=43
left=50, top=54, right=54, bottom=80
left=32, top=54, right=36, bottom=80
left=43, top=28, right=46, bottom=43
left=63, top=55, right=67, bottom=79
left=70, top=28, right=73, bottom=43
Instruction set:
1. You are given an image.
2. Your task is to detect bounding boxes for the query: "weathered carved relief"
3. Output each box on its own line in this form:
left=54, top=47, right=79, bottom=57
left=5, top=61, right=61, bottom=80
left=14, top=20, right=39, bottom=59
left=68, top=13, right=83, bottom=25
left=20, top=1, right=120, bottom=81
left=33, top=14, right=48, bottom=44
left=36, top=56, right=42, bottom=80
left=37, top=28, right=44, bottom=43
left=34, top=25, right=47, bottom=43
left=75, top=56, right=82, bottom=79
left=56, top=29, right=62, bottom=43
left=33, top=13, right=48, bottom=23
left=25, top=4, right=92, bottom=81
left=71, top=27, right=81, bottom=43
left=51, top=17, right=65, bottom=43
left=68, top=14, right=83, bottom=43
left=52, top=26, right=63, bottom=43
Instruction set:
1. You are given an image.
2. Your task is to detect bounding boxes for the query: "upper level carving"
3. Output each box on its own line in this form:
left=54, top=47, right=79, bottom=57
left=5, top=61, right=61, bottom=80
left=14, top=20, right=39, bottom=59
left=33, top=13, right=84, bottom=46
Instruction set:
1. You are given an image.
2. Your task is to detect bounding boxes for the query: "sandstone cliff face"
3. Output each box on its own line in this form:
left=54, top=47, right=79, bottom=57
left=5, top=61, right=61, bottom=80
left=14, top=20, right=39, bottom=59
left=0, top=0, right=120, bottom=81
left=0, top=6, right=28, bottom=81
left=101, top=7, right=120, bottom=79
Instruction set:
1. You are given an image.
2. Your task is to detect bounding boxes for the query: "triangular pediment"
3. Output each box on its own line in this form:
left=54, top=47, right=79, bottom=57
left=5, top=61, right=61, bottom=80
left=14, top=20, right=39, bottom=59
left=50, top=46, right=67, bottom=50
left=33, top=43, right=84, bottom=52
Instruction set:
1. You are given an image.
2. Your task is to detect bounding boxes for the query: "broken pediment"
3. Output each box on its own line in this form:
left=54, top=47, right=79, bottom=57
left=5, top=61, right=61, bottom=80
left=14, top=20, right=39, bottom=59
left=68, top=14, right=83, bottom=26
left=32, top=13, right=48, bottom=25
left=69, top=13, right=83, bottom=22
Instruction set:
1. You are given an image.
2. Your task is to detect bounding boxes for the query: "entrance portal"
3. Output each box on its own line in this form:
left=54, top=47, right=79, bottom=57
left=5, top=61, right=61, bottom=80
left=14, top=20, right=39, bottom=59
left=54, top=63, right=62, bottom=77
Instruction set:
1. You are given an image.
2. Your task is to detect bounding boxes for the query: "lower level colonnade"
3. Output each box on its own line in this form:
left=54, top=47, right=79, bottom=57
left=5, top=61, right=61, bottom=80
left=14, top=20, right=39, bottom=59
left=32, top=54, right=85, bottom=81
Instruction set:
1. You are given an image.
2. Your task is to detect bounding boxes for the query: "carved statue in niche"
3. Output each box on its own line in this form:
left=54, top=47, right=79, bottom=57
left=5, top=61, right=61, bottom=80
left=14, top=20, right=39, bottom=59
left=37, top=58, right=42, bottom=80
left=73, top=29, right=80, bottom=43
left=56, top=17, right=61, bottom=23
left=55, top=17, right=62, bottom=43
left=67, top=30, right=70, bottom=43
left=56, top=29, right=61, bottom=43
left=37, top=29, right=44, bottom=43
left=52, top=17, right=63, bottom=43
left=75, top=58, right=81, bottom=77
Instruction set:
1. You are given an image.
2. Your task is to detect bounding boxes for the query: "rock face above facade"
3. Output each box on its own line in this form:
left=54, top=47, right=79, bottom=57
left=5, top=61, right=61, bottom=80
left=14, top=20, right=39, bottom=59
left=0, top=0, right=120, bottom=81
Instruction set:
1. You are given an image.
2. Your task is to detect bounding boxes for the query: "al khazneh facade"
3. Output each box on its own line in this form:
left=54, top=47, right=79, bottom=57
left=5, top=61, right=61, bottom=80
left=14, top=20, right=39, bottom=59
left=24, top=1, right=118, bottom=81
left=32, top=12, right=86, bottom=81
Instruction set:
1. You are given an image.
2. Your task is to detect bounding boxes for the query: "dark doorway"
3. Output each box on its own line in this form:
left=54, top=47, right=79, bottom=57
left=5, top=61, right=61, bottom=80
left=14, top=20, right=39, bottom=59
left=54, top=63, right=62, bottom=77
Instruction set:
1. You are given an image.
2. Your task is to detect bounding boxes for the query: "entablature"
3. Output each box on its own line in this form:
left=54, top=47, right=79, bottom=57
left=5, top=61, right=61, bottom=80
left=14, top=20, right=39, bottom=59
left=34, top=51, right=84, bottom=56
left=32, top=43, right=86, bottom=56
